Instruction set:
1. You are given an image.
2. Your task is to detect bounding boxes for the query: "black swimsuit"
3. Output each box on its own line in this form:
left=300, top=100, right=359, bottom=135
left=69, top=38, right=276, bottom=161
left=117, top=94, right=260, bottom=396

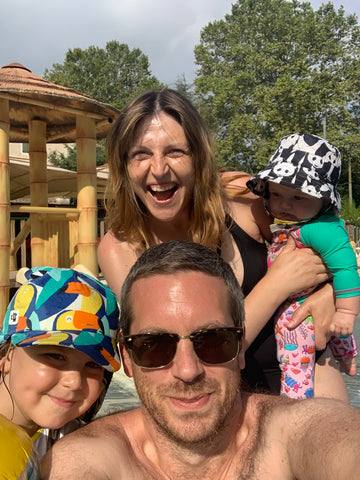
left=225, top=215, right=281, bottom=394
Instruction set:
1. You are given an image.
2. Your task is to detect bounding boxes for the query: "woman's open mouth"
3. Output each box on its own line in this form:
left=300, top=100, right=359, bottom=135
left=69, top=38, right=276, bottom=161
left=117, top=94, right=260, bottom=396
left=148, top=183, right=178, bottom=202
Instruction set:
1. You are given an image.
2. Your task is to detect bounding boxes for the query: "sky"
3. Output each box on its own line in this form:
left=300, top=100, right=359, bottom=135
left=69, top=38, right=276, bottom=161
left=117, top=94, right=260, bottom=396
left=1, top=0, right=360, bottom=87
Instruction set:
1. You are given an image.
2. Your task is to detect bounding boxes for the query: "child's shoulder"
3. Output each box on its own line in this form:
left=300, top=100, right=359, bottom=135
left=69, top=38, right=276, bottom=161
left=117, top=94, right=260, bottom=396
left=306, top=210, right=345, bottom=229
left=300, top=211, right=350, bottom=251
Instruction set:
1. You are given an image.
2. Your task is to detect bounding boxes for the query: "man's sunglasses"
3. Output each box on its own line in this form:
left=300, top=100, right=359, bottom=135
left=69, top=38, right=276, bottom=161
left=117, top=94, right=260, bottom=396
left=122, top=327, right=244, bottom=369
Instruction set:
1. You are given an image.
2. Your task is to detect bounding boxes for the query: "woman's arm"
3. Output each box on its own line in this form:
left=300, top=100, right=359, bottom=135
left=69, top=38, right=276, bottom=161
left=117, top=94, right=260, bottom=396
left=243, top=236, right=330, bottom=349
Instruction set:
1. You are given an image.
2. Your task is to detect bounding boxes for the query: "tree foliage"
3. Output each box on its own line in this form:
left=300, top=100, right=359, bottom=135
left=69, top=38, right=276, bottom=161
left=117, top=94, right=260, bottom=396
left=341, top=197, right=360, bottom=226
left=174, top=74, right=194, bottom=103
left=194, top=0, right=360, bottom=207
left=44, top=40, right=162, bottom=110
left=48, top=144, right=105, bottom=171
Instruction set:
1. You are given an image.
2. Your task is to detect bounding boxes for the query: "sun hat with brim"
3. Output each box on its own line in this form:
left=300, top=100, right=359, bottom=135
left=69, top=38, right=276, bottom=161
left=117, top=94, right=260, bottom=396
left=246, top=133, right=342, bottom=212
left=0, top=267, right=121, bottom=372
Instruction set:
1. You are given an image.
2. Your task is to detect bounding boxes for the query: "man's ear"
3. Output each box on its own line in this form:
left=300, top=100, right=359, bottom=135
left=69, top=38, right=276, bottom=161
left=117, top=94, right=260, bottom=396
left=238, top=329, right=246, bottom=370
left=120, top=343, right=133, bottom=378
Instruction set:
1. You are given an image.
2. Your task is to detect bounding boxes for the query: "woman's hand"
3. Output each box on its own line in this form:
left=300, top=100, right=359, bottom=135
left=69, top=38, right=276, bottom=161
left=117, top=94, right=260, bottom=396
left=244, top=236, right=331, bottom=349
left=287, top=282, right=335, bottom=349
left=268, top=236, right=330, bottom=298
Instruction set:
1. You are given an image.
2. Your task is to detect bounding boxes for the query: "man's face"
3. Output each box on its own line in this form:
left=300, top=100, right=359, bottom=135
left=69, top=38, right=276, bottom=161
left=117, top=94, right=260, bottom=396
left=121, top=271, right=243, bottom=447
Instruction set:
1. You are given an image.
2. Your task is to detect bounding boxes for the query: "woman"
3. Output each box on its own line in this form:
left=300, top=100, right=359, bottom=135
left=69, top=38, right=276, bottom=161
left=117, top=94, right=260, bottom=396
left=98, top=88, right=347, bottom=400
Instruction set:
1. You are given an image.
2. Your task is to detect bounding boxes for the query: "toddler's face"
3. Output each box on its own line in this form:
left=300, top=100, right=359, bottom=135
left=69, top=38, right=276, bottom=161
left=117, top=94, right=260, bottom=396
left=267, top=182, right=325, bottom=222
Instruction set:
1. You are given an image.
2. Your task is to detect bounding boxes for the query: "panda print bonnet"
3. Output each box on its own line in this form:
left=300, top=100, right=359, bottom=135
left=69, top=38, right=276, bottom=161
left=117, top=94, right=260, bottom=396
left=246, top=133, right=342, bottom=212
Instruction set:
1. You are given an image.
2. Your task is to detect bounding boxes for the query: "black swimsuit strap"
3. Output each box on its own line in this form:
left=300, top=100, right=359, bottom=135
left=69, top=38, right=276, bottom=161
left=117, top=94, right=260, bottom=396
left=224, top=215, right=267, bottom=296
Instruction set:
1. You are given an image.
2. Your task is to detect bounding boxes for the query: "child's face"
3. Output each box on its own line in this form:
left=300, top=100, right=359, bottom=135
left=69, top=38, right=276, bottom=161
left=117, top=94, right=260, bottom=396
left=267, top=182, right=325, bottom=222
left=0, top=344, right=104, bottom=436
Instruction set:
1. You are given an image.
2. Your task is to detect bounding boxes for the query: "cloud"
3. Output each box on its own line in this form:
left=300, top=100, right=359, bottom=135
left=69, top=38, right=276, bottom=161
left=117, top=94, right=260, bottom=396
left=1, top=0, right=359, bottom=86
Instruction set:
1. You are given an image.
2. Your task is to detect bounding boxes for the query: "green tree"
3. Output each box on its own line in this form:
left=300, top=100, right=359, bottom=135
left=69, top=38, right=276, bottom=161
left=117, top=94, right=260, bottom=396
left=44, top=40, right=163, bottom=110
left=48, top=143, right=105, bottom=171
left=194, top=0, right=360, bottom=190
left=340, top=197, right=360, bottom=226
left=174, top=74, right=194, bottom=103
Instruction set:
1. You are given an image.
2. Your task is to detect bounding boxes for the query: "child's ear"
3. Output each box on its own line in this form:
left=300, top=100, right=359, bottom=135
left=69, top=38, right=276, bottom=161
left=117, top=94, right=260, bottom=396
left=0, top=347, right=14, bottom=374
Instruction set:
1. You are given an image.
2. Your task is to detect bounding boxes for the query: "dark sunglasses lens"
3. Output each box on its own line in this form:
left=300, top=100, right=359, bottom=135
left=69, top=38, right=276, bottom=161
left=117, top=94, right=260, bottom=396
left=193, top=329, right=240, bottom=364
left=130, top=334, right=177, bottom=368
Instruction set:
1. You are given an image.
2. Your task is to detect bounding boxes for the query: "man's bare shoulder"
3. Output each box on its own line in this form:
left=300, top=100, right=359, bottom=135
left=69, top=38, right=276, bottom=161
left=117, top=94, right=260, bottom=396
left=41, top=410, right=144, bottom=479
left=241, top=393, right=360, bottom=479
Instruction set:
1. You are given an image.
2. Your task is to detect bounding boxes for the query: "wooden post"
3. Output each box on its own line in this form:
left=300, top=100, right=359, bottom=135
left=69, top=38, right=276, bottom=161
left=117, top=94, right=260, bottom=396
left=76, top=116, right=98, bottom=276
left=0, top=99, right=10, bottom=324
left=29, top=119, right=48, bottom=267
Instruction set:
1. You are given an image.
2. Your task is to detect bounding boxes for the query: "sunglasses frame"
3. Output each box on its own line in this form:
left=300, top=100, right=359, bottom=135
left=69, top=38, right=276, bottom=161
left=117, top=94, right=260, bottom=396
left=122, top=326, right=244, bottom=369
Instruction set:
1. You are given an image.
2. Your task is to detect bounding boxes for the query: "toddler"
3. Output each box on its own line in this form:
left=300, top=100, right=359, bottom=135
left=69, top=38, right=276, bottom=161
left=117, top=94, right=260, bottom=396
left=247, top=133, right=360, bottom=399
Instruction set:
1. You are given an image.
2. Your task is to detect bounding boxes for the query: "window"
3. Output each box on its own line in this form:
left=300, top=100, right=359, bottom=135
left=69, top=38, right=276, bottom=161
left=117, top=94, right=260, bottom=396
left=22, top=143, right=29, bottom=154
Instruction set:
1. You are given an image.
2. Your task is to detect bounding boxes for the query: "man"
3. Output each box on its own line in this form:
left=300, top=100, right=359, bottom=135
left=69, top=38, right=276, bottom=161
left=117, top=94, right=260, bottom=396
left=41, top=241, right=360, bottom=479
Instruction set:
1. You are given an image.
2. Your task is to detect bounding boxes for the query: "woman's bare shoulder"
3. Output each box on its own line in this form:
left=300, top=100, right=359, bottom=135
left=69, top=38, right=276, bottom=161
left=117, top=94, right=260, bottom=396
left=98, top=230, right=136, bottom=255
left=221, top=170, right=252, bottom=188
left=98, top=232, right=140, bottom=298
left=225, top=190, right=272, bottom=243
left=221, top=170, right=250, bottom=179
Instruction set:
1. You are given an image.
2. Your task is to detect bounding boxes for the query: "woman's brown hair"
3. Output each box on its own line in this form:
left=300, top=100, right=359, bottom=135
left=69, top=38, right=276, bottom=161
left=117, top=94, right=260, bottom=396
left=105, top=88, right=226, bottom=250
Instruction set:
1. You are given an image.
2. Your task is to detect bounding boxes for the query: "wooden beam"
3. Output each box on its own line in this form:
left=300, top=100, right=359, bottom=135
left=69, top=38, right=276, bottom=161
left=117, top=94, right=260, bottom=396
left=0, top=98, right=10, bottom=323
left=0, top=91, right=111, bottom=121
left=29, top=119, right=47, bottom=267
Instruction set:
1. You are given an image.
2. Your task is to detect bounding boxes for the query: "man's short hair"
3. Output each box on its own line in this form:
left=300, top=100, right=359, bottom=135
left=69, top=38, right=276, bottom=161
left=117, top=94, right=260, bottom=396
left=119, top=240, right=244, bottom=335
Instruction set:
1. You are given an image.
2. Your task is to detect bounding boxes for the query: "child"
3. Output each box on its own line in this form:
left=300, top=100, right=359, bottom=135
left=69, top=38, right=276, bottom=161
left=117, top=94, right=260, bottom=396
left=0, top=266, right=120, bottom=460
left=247, top=133, right=360, bottom=399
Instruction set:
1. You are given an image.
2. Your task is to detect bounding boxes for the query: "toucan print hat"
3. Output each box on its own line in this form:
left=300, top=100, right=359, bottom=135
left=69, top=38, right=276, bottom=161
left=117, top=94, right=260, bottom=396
left=0, top=267, right=121, bottom=372
left=246, top=133, right=342, bottom=211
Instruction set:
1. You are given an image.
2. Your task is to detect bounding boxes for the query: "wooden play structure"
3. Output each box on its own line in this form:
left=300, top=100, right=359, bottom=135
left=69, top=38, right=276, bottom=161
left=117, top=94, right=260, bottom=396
left=0, top=63, right=120, bottom=322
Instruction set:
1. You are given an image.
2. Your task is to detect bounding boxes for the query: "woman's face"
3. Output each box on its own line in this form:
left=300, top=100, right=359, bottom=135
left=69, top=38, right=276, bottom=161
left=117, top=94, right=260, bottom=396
left=127, top=112, right=195, bottom=224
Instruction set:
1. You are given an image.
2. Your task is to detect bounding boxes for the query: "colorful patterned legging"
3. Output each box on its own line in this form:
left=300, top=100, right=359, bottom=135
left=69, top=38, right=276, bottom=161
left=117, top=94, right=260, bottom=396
left=275, top=298, right=357, bottom=399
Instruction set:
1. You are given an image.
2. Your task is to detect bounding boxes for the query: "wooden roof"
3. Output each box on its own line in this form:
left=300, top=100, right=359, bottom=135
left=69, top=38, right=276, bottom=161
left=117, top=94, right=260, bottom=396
left=0, top=63, right=120, bottom=143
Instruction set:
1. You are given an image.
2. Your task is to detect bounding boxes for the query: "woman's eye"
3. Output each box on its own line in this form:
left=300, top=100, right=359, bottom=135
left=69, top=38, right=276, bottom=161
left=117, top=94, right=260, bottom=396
left=132, top=151, right=151, bottom=161
left=166, top=148, right=188, bottom=158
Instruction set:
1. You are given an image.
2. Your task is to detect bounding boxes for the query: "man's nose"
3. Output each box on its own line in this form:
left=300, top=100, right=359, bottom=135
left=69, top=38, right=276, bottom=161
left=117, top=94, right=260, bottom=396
left=170, top=339, right=205, bottom=383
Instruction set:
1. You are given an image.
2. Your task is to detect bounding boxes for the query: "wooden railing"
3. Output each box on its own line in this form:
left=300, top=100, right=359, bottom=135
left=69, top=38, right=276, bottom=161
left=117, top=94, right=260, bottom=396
left=10, top=215, right=106, bottom=271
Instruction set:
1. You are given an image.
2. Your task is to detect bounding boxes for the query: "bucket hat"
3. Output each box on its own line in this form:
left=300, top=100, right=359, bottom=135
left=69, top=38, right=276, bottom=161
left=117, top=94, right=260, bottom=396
left=0, top=267, right=120, bottom=372
left=246, top=133, right=342, bottom=211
